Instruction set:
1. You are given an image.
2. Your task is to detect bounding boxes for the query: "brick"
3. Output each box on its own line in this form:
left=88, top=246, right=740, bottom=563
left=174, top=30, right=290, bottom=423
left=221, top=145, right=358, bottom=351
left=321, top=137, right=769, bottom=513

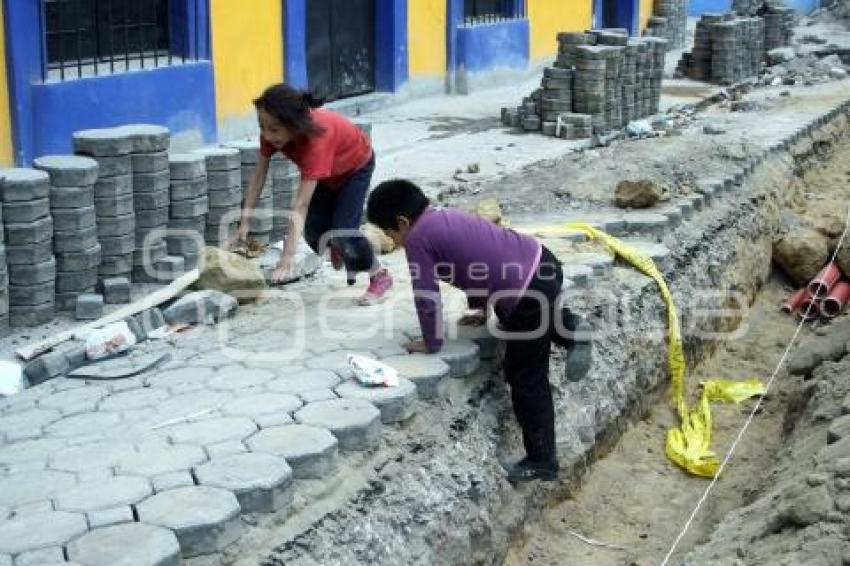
left=207, top=186, right=242, bottom=208
left=166, top=235, right=202, bottom=256
left=73, top=127, right=133, bottom=157
left=93, top=175, right=132, bottom=199
left=133, top=170, right=170, bottom=193
left=195, top=453, right=294, bottom=514
left=335, top=379, right=417, bottom=423
left=133, top=189, right=170, bottom=211
left=55, top=244, right=101, bottom=272
left=170, top=196, right=209, bottom=219
left=38, top=386, right=108, bottom=415
left=4, top=217, right=53, bottom=246
left=98, top=277, right=130, bottom=304
left=0, top=169, right=50, bottom=202
left=56, top=268, right=98, bottom=293
left=96, top=213, right=135, bottom=237
left=12, top=546, right=65, bottom=565
left=33, top=155, right=99, bottom=187
left=2, top=199, right=50, bottom=223
left=4, top=240, right=53, bottom=265
left=0, top=438, right=67, bottom=469
left=98, top=253, right=133, bottom=277
left=68, top=522, right=181, bottom=566
left=75, top=293, right=104, bottom=320
left=55, top=225, right=98, bottom=253
left=297, top=389, right=337, bottom=403
left=192, top=147, right=241, bottom=171
left=153, top=256, right=184, bottom=281
left=98, top=387, right=170, bottom=412
left=170, top=178, right=207, bottom=201
left=93, top=155, right=132, bottom=177
left=8, top=258, right=55, bottom=286
left=9, top=282, right=54, bottom=306
left=169, top=154, right=206, bottom=181
left=56, top=475, right=152, bottom=513
left=562, top=264, right=593, bottom=288
left=136, top=486, right=242, bottom=558
left=49, top=185, right=95, bottom=210
left=131, top=151, right=169, bottom=174
left=9, top=304, right=54, bottom=328
left=295, top=399, right=381, bottom=450
left=135, top=207, right=169, bottom=229
left=382, top=354, right=450, bottom=400
left=246, top=424, right=338, bottom=479
left=206, top=170, right=241, bottom=191
left=99, top=233, right=135, bottom=256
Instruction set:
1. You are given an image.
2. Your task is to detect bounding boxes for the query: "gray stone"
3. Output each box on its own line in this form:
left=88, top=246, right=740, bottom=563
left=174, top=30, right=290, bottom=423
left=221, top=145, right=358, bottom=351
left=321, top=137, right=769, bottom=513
left=253, top=412, right=294, bottom=429
left=13, top=546, right=65, bottom=565
left=97, top=276, right=130, bottom=304
left=266, top=370, right=343, bottom=394
left=151, top=471, right=195, bottom=493
left=224, top=140, right=260, bottom=164
left=118, top=124, right=170, bottom=153
left=58, top=341, right=88, bottom=371
left=50, top=185, right=95, bottom=210
left=0, top=438, right=67, bottom=469
left=98, top=388, right=170, bottom=412
left=193, top=147, right=241, bottom=172
left=86, top=505, right=134, bottom=529
left=56, top=268, right=98, bottom=293
left=98, top=253, right=133, bottom=277
left=151, top=256, right=184, bottom=281
left=207, top=170, right=241, bottom=191
left=0, top=169, right=50, bottom=202
left=23, top=353, right=68, bottom=385
left=437, top=339, right=481, bottom=378
left=382, top=354, right=450, bottom=400
left=206, top=440, right=247, bottom=459
left=829, top=415, right=850, bottom=444
left=55, top=226, right=97, bottom=253
left=38, top=385, right=108, bottom=414
left=207, top=186, right=241, bottom=208
left=73, top=128, right=133, bottom=157
left=195, top=453, right=294, bottom=514
left=767, top=47, right=796, bottom=65
left=134, top=189, right=170, bottom=211
left=9, top=258, right=55, bottom=286
left=246, top=424, right=338, bottom=479
left=335, top=379, right=417, bottom=423
left=55, top=291, right=85, bottom=313
left=133, top=170, right=170, bottom=193
left=93, top=175, right=133, bottom=199
left=0, top=469, right=77, bottom=508
left=169, top=154, right=206, bottom=181
left=295, top=399, right=381, bottom=450
left=49, top=440, right=135, bottom=474
left=135, top=307, right=166, bottom=336
left=164, top=416, right=258, bottom=446
left=626, top=212, right=668, bottom=237
left=170, top=196, right=209, bottom=219
left=166, top=235, right=202, bottom=256
left=93, top=155, right=132, bottom=177
left=207, top=366, right=275, bottom=391
left=115, top=443, right=208, bottom=477
left=75, top=293, right=104, bottom=320
left=68, top=522, right=181, bottom=566
left=221, top=392, right=302, bottom=420
left=131, top=151, right=169, bottom=174
left=136, top=486, right=242, bottom=558
left=298, top=389, right=337, bottom=403
left=4, top=217, right=53, bottom=246
left=5, top=240, right=53, bottom=265
left=55, top=244, right=101, bottom=272
left=163, top=290, right=238, bottom=325
left=33, top=155, right=99, bottom=187
left=9, top=304, right=54, bottom=328
left=45, top=411, right=121, bottom=437
left=55, top=476, right=152, bottom=512
left=135, top=207, right=168, bottom=229
left=2, top=199, right=49, bottom=223
left=97, top=213, right=134, bottom=237
left=562, top=264, right=593, bottom=288
left=170, top=178, right=207, bottom=201
left=9, top=282, right=54, bottom=306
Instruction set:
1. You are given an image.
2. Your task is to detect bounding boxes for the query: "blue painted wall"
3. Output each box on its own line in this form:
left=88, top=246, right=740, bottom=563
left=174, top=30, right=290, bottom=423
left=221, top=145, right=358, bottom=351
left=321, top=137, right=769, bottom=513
left=690, top=0, right=819, bottom=15
left=456, top=19, right=530, bottom=73
left=593, top=0, right=640, bottom=35
left=284, top=0, right=309, bottom=90
left=4, top=0, right=215, bottom=164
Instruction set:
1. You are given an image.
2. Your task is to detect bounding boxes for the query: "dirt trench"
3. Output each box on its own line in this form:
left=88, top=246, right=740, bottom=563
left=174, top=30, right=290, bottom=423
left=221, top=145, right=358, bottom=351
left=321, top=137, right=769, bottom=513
left=505, top=103, right=850, bottom=566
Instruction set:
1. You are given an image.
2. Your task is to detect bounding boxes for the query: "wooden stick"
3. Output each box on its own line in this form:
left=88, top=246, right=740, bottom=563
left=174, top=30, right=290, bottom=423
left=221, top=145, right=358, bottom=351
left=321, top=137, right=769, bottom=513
left=16, top=269, right=200, bottom=361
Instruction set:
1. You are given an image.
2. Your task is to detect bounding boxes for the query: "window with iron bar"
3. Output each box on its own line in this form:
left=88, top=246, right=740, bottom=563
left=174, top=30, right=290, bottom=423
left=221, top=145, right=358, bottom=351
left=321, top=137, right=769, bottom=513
left=463, top=0, right=527, bottom=24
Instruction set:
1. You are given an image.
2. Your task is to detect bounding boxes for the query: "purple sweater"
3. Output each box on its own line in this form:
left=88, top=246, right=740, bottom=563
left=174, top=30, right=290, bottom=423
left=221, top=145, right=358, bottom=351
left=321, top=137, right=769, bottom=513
left=404, top=207, right=542, bottom=352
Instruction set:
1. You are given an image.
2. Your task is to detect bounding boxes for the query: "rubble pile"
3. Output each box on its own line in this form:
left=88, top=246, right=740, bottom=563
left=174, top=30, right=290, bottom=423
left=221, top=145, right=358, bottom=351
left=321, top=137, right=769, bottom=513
left=502, top=31, right=668, bottom=139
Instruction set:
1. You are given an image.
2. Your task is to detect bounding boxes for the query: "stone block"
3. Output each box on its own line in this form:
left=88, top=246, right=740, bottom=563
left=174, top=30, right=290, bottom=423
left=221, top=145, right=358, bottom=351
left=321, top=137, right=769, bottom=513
left=166, top=235, right=201, bottom=256
left=55, top=226, right=97, bottom=253
left=136, top=486, right=242, bottom=558
left=57, top=341, right=88, bottom=371
left=207, top=170, right=241, bottom=191
left=170, top=195, right=209, bottom=219
left=55, top=476, right=152, bottom=513
left=5, top=240, right=53, bottom=265
left=8, top=258, right=55, bottom=286
left=381, top=354, right=450, bottom=400
left=133, top=170, right=170, bottom=193
left=75, top=293, right=104, bottom=320
left=164, top=416, right=258, bottom=446
left=0, top=469, right=76, bottom=509
left=9, top=282, right=54, bottom=306
left=193, top=147, right=241, bottom=171
left=55, top=291, right=86, bottom=313
left=56, top=268, right=98, bottom=293
left=0, top=169, right=50, bottom=202
left=93, top=155, right=132, bottom=177
left=253, top=412, right=294, bottom=429
left=22, top=353, right=69, bottom=385
left=131, top=151, right=169, bottom=174
left=135, top=307, right=166, bottom=336
left=49, top=185, right=95, bottom=210
left=98, top=253, right=133, bottom=277
left=33, top=155, right=99, bottom=187
left=335, top=379, right=417, bottom=423
left=98, top=276, right=131, bottom=304
left=206, top=366, right=275, bottom=391
left=134, top=189, right=170, bottom=211
left=295, top=399, right=381, bottom=450
left=163, top=290, right=237, bottom=325
left=117, top=124, right=170, bottom=153
left=169, top=154, right=206, bottom=181
left=4, top=217, right=52, bottom=246
left=115, top=443, right=207, bottom=477
left=266, top=370, right=343, bottom=395
left=68, top=522, right=181, bottom=566
left=562, top=264, right=593, bottom=288
left=135, top=207, right=169, bottom=229
left=437, top=339, right=481, bottom=378
left=55, top=244, right=101, bottom=272
left=207, top=187, right=242, bottom=210
left=298, top=389, right=337, bottom=403
left=38, top=386, right=108, bottom=415
left=246, top=424, right=338, bottom=479
left=73, top=127, right=133, bottom=157
left=170, top=178, right=207, bottom=201
left=3, top=199, right=49, bottom=223
left=93, top=175, right=133, bottom=199
left=99, top=233, right=135, bottom=256
left=151, top=471, right=195, bottom=493
left=206, top=440, right=248, bottom=459
left=44, top=411, right=121, bottom=437
left=98, top=387, right=170, bottom=412
left=195, top=453, right=294, bottom=514
left=86, top=505, right=134, bottom=529
left=9, top=304, right=54, bottom=328
left=12, top=546, right=65, bottom=565
left=96, top=213, right=135, bottom=238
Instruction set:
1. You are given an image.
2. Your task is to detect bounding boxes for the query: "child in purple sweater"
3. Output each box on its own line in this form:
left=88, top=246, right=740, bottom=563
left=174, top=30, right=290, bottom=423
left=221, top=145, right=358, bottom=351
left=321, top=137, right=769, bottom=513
left=367, top=179, right=592, bottom=483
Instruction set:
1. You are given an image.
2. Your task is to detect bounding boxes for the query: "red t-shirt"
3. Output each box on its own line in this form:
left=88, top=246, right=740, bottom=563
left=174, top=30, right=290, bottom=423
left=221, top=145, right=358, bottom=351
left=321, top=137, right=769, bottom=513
left=260, top=109, right=372, bottom=190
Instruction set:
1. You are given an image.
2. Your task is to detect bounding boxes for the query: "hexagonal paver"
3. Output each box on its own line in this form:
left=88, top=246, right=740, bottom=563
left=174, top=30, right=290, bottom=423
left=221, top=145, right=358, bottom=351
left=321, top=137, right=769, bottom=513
left=0, top=438, right=67, bottom=467
left=87, top=505, right=134, bottom=529
left=44, top=412, right=121, bottom=437
left=0, top=470, right=77, bottom=508
left=151, top=471, right=195, bottom=493
left=145, top=367, right=216, bottom=392
left=37, top=386, right=109, bottom=414
left=303, top=351, right=361, bottom=378
left=49, top=441, right=136, bottom=474
left=220, top=393, right=303, bottom=421
left=206, top=366, right=275, bottom=391
left=68, top=522, right=181, bottom=566
left=0, top=511, right=87, bottom=555
left=437, top=340, right=481, bottom=379
left=382, top=355, right=451, bottom=400
left=0, top=409, right=62, bottom=438
left=136, top=486, right=242, bottom=558
left=246, top=425, right=337, bottom=479
left=298, top=389, right=338, bottom=403
left=115, top=443, right=207, bottom=477
left=294, top=399, right=381, bottom=450
left=334, top=379, right=417, bottom=424
left=98, top=388, right=171, bottom=412
left=55, top=476, right=152, bottom=513
left=164, top=417, right=258, bottom=446
left=266, top=370, right=343, bottom=395
left=455, top=323, right=498, bottom=360
left=195, top=453, right=294, bottom=514
left=149, top=391, right=232, bottom=424
left=12, top=546, right=66, bottom=564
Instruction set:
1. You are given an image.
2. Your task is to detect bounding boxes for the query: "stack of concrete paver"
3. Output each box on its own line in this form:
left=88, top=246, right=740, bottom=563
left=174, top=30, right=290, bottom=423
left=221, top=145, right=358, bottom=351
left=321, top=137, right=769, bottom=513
left=128, top=126, right=173, bottom=283
left=167, top=154, right=208, bottom=272
left=651, top=0, right=689, bottom=49
left=0, top=200, right=7, bottom=335
left=0, top=169, right=55, bottom=327
left=732, top=0, right=760, bottom=15
left=502, top=30, right=668, bottom=139
left=762, top=1, right=795, bottom=52
left=33, top=156, right=102, bottom=311
left=270, top=156, right=299, bottom=243
left=226, top=140, right=274, bottom=246
left=74, top=128, right=135, bottom=281
left=193, top=147, right=241, bottom=250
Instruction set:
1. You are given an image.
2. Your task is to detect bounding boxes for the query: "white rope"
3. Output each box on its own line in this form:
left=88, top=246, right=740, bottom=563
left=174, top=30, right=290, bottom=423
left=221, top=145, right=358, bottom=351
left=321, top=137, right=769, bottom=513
left=660, top=201, right=850, bottom=566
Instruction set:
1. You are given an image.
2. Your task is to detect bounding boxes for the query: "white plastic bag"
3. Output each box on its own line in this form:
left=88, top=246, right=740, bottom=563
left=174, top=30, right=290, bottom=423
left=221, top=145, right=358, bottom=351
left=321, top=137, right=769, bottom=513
left=82, top=321, right=138, bottom=361
left=0, top=361, right=24, bottom=396
left=347, top=354, right=399, bottom=387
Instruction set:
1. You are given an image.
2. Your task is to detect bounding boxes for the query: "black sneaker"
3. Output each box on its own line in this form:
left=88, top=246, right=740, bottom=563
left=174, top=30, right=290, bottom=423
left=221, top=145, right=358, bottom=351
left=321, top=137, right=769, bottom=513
left=504, top=457, right=559, bottom=483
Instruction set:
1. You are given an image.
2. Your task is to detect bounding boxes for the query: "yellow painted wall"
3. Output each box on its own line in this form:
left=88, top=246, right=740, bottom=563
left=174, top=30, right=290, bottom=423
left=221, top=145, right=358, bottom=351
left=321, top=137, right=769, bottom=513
left=210, top=0, right=283, bottom=122
left=529, top=0, right=594, bottom=61
left=0, top=2, right=14, bottom=166
left=640, top=0, right=654, bottom=30
left=409, top=0, right=447, bottom=77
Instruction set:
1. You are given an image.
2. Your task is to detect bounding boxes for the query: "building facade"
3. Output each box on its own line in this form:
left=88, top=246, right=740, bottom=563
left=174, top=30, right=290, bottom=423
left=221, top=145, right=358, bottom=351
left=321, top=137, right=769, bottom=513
left=0, top=0, right=664, bottom=166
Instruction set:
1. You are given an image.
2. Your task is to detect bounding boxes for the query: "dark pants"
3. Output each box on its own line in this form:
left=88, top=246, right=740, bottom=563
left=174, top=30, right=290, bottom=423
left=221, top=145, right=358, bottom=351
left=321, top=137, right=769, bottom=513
left=304, top=153, right=377, bottom=275
left=498, top=246, right=563, bottom=463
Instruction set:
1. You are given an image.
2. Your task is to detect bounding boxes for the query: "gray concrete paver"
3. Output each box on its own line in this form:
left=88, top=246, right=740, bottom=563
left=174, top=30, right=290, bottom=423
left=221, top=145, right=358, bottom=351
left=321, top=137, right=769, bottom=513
left=0, top=438, right=67, bottom=467
left=37, top=386, right=109, bottom=415
left=115, top=443, right=208, bottom=477
left=86, top=505, right=134, bottom=529
left=150, top=471, right=196, bottom=493
left=44, top=412, right=122, bottom=438
left=206, top=366, right=275, bottom=391
left=0, top=470, right=77, bottom=508
left=436, top=339, right=482, bottom=378
left=98, top=387, right=171, bottom=412
left=164, top=417, right=258, bottom=447
left=220, top=392, right=302, bottom=420
left=12, top=546, right=65, bottom=565
left=0, top=511, right=87, bottom=555
left=295, top=399, right=381, bottom=450
left=68, top=522, right=181, bottom=566
left=335, top=379, right=417, bottom=424
left=265, top=369, right=343, bottom=395
left=382, top=354, right=451, bottom=400
left=246, top=425, right=338, bottom=479
left=195, top=453, right=294, bottom=514
left=55, top=475, right=152, bottom=513
left=49, top=440, right=136, bottom=473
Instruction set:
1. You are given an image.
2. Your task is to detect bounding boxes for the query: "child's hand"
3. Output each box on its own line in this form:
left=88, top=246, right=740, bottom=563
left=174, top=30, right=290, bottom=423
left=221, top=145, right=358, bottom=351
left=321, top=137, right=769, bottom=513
left=271, top=253, right=295, bottom=283
left=458, top=311, right=486, bottom=327
left=403, top=339, right=430, bottom=354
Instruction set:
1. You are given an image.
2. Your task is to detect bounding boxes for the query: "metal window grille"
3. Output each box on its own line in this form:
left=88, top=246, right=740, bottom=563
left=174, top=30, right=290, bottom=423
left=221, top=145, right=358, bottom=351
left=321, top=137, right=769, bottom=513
left=463, top=0, right=527, bottom=24
left=41, top=0, right=203, bottom=82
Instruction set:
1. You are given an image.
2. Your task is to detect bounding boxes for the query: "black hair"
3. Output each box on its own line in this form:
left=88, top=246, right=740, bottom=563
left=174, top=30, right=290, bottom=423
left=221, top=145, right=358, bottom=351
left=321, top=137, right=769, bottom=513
left=367, top=179, right=430, bottom=231
left=253, top=84, right=325, bottom=138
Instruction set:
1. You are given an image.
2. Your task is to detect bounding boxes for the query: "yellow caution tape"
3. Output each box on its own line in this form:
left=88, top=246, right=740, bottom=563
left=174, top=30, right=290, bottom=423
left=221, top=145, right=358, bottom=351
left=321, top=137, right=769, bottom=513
left=562, top=223, right=765, bottom=478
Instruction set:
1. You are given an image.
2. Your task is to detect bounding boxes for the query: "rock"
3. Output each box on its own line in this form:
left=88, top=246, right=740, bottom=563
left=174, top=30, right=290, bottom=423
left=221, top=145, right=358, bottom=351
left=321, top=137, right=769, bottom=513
left=194, top=247, right=266, bottom=304
left=460, top=199, right=505, bottom=225
left=773, top=227, right=830, bottom=287
left=614, top=179, right=662, bottom=209
left=834, top=244, right=850, bottom=278
left=787, top=327, right=849, bottom=375
left=830, top=68, right=848, bottom=80
left=829, top=415, right=850, bottom=443
left=767, top=47, right=796, bottom=66
left=362, top=223, right=396, bottom=255
left=163, top=290, right=238, bottom=325
left=776, top=483, right=833, bottom=527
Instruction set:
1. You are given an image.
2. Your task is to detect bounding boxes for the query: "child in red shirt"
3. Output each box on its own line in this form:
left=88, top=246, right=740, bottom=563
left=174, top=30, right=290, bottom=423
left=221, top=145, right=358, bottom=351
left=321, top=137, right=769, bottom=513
left=236, top=84, right=393, bottom=304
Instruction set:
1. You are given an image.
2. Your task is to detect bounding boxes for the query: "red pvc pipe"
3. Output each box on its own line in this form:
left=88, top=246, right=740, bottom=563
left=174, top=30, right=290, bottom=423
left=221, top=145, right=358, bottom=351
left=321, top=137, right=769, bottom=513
left=822, top=280, right=850, bottom=319
left=799, top=296, right=821, bottom=321
left=781, top=288, right=808, bottom=314
left=807, top=263, right=843, bottom=300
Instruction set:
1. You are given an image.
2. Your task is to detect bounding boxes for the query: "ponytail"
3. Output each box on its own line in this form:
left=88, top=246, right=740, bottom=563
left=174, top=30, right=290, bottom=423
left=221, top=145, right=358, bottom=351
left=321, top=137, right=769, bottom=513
left=254, top=84, right=325, bottom=138
left=301, top=92, right=325, bottom=109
